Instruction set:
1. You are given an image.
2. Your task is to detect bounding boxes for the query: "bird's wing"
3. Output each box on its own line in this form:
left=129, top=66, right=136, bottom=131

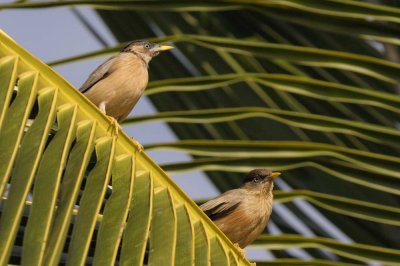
left=200, top=189, right=243, bottom=221
left=79, top=56, right=118, bottom=93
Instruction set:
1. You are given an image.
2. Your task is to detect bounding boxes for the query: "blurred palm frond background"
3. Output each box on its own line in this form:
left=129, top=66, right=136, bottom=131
left=1, top=0, right=400, bottom=264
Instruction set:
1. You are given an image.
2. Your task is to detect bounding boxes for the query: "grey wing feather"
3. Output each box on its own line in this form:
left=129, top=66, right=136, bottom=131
left=200, top=189, right=243, bottom=221
left=79, top=56, right=118, bottom=93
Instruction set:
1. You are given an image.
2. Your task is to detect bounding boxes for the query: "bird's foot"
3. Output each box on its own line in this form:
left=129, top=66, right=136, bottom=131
left=130, top=137, right=144, bottom=153
left=107, top=116, right=121, bottom=136
left=234, top=243, right=246, bottom=257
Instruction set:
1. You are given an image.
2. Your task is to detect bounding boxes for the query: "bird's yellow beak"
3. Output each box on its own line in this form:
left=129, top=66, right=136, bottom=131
left=158, top=45, right=174, bottom=51
left=270, top=172, right=281, bottom=179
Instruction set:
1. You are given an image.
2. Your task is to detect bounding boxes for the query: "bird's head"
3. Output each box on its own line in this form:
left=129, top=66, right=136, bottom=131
left=121, top=40, right=174, bottom=65
left=241, top=169, right=281, bottom=194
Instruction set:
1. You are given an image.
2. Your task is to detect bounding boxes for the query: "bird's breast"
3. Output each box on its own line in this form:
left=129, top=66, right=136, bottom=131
left=214, top=193, right=273, bottom=248
left=97, top=56, right=149, bottom=121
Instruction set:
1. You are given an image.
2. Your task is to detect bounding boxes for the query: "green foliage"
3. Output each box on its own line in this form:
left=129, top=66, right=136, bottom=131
left=0, top=31, right=250, bottom=265
left=2, top=0, right=400, bottom=264
left=89, top=0, right=400, bottom=264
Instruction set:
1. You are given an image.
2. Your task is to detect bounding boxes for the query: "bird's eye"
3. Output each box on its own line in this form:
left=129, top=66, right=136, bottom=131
left=144, top=44, right=150, bottom=49
left=253, top=177, right=260, bottom=183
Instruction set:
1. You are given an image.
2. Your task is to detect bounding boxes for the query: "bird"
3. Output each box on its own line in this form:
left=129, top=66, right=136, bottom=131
left=200, top=169, right=280, bottom=252
left=79, top=40, right=174, bottom=151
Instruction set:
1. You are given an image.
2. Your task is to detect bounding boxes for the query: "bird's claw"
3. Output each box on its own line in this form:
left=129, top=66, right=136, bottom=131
left=130, top=137, right=144, bottom=153
left=104, top=116, right=143, bottom=152
left=107, top=116, right=121, bottom=136
left=234, top=243, right=246, bottom=257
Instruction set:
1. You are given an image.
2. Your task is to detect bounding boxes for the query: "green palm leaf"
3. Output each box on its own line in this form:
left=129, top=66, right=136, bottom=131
left=253, top=234, right=400, bottom=265
left=2, top=0, right=400, bottom=264
left=0, top=30, right=250, bottom=265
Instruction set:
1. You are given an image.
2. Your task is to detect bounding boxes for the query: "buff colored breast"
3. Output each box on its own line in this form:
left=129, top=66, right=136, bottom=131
left=84, top=53, right=149, bottom=121
left=214, top=192, right=273, bottom=248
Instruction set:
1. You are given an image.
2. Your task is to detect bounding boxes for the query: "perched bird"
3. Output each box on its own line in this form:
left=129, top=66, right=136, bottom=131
left=201, top=169, right=280, bottom=250
left=79, top=40, right=173, bottom=150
